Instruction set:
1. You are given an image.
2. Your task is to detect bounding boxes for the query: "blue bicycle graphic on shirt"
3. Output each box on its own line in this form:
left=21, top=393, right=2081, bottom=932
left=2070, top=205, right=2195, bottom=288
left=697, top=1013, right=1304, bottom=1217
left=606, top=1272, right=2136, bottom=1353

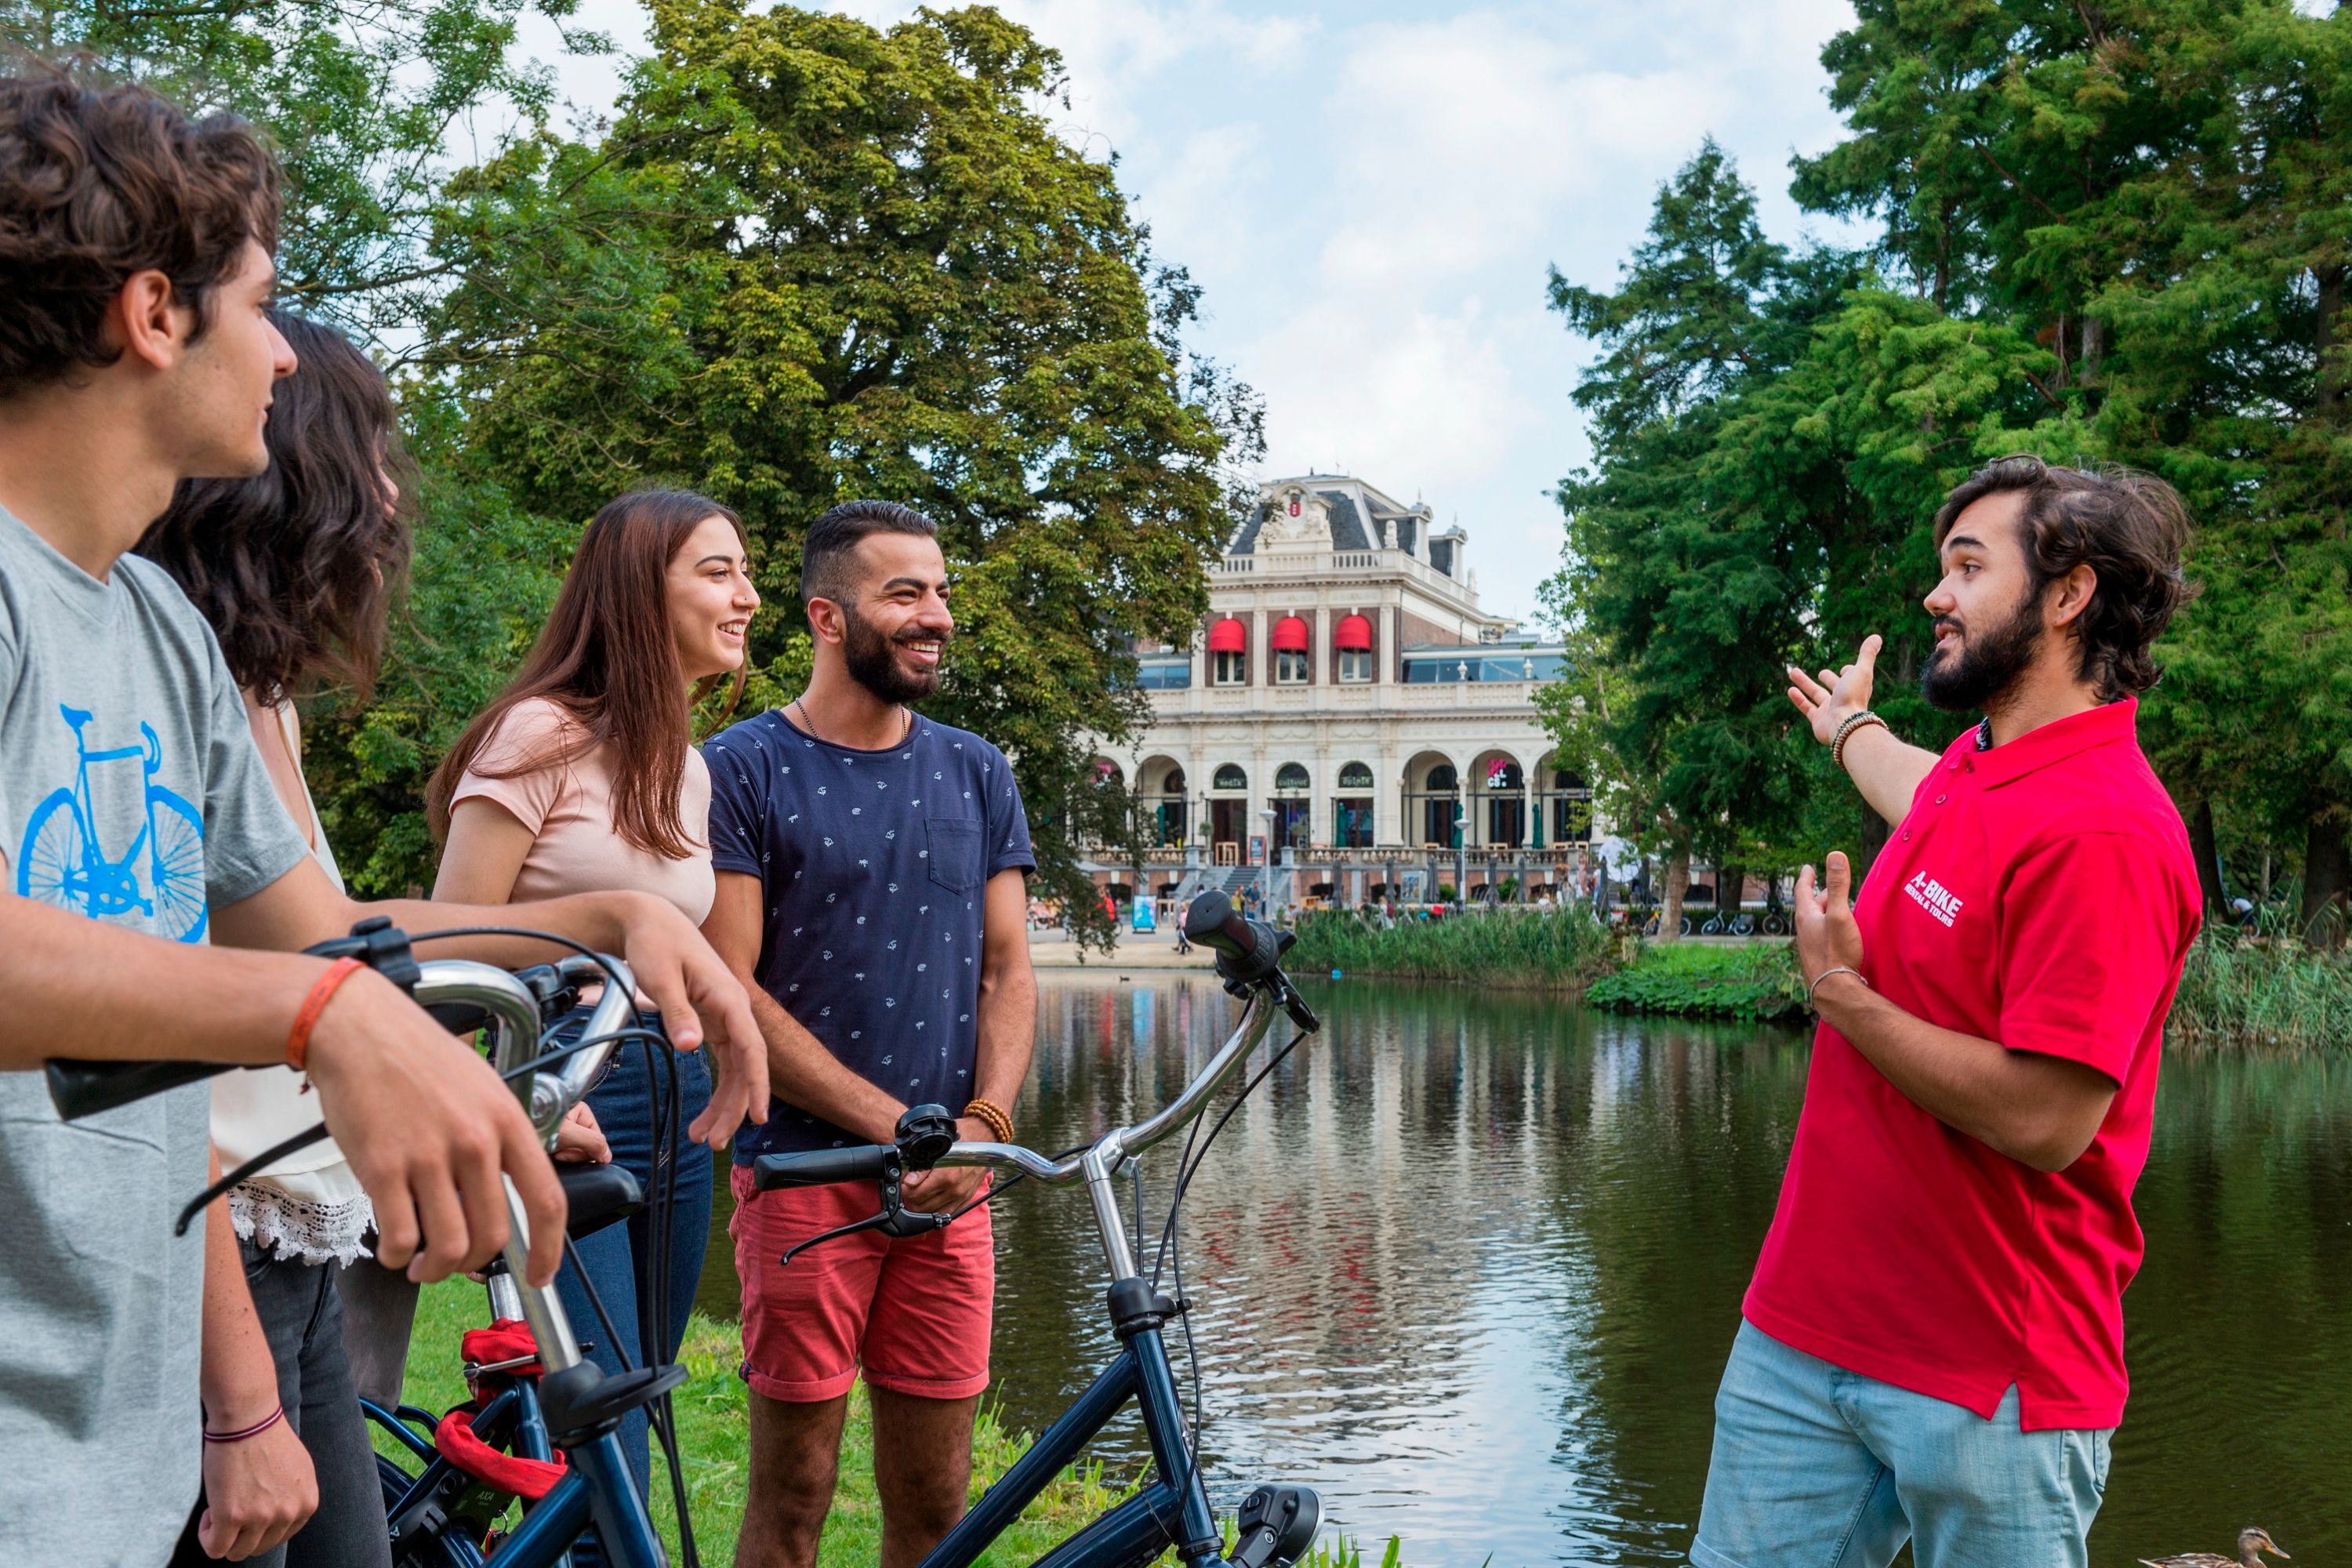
left=16, top=705, right=209, bottom=942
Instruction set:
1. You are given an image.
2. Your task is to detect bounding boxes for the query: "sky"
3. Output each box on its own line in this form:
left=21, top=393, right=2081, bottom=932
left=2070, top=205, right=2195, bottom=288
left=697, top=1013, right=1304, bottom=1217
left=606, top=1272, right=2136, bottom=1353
left=516, top=0, right=1873, bottom=624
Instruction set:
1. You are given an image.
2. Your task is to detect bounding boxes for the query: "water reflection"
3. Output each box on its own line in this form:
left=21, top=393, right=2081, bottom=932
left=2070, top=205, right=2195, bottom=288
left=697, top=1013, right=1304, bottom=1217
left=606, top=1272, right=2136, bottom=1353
left=702, top=972, right=2352, bottom=1568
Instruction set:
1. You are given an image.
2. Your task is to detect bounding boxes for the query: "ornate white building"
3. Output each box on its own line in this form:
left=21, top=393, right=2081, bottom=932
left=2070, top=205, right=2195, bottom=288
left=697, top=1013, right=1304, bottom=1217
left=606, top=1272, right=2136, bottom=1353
left=1087, top=474, right=1610, bottom=904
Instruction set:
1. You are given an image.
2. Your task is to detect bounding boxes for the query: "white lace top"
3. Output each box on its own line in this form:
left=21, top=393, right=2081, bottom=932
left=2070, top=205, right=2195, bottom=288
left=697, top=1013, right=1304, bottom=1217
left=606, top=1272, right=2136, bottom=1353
left=210, top=701, right=376, bottom=1265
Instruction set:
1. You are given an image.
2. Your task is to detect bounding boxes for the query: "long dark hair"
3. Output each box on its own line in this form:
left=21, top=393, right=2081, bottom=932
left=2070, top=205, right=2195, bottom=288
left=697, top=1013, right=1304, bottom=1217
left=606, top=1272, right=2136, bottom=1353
left=426, top=489, right=750, bottom=859
left=136, top=308, right=413, bottom=703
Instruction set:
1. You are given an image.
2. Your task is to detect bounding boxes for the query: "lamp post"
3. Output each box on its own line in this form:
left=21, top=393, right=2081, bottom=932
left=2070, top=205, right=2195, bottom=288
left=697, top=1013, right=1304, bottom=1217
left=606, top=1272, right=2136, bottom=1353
left=1197, top=790, right=1210, bottom=872
left=1259, top=806, right=1278, bottom=915
left=1454, top=798, right=1468, bottom=911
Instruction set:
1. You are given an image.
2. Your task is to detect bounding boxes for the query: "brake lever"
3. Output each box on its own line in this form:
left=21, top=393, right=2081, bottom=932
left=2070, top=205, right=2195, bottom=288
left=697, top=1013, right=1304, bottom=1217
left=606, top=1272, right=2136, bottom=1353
left=778, top=1151, right=953, bottom=1267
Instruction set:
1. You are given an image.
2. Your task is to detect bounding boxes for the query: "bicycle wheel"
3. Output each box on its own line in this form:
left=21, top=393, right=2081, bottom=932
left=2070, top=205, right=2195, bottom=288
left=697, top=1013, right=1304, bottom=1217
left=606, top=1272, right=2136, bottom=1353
left=16, top=789, right=86, bottom=911
left=143, top=786, right=208, bottom=942
left=1700, top=915, right=1725, bottom=935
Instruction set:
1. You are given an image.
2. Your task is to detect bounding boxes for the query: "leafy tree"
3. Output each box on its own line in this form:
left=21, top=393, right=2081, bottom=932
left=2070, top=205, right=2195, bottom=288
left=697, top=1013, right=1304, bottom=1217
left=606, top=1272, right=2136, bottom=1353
left=421, top=1, right=1261, bottom=946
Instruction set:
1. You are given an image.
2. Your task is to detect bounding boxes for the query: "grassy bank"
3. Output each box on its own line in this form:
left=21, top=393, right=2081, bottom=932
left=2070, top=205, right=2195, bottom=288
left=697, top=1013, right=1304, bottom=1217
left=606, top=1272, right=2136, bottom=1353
left=1286, top=906, right=1614, bottom=988
left=2165, top=933, right=2352, bottom=1054
left=1582, top=940, right=1809, bottom=1022
left=389, top=1281, right=1396, bottom=1566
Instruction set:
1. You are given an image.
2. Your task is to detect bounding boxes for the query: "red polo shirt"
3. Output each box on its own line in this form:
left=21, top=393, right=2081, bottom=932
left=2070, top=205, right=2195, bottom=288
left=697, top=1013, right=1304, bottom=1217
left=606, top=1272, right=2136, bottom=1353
left=1743, top=698, right=2200, bottom=1430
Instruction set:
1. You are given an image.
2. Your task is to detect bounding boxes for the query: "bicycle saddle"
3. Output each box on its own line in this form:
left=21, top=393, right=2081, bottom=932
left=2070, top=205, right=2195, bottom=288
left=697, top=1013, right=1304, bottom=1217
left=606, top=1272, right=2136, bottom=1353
left=58, top=703, right=92, bottom=731
left=558, top=1162, right=643, bottom=1242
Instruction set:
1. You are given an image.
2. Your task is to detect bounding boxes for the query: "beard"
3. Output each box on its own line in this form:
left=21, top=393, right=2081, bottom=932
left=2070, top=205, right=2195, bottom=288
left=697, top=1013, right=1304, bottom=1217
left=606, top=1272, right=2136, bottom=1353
left=841, top=602, right=946, bottom=703
left=1921, top=582, right=2046, bottom=712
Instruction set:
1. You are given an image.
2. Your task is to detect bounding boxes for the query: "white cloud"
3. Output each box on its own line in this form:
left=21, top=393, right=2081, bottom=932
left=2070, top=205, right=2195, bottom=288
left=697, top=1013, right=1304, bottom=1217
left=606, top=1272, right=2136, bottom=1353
left=524, top=0, right=1869, bottom=621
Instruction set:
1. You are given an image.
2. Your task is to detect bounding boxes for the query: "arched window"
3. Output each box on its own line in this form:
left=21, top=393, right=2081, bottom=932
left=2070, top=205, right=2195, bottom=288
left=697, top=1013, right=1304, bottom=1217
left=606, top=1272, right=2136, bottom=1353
left=1092, top=759, right=1123, bottom=787
left=1272, top=615, right=1311, bottom=684
left=1483, top=758, right=1522, bottom=791
left=1554, top=768, right=1585, bottom=790
left=1212, top=764, right=1247, bottom=792
left=1334, top=613, right=1374, bottom=682
left=1207, top=618, right=1248, bottom=686
left=1161, top=768, right=1187, bottom=796
left=1337, top=760, right=1374, bottom=790
left=1274, top=762, right=1311, bottom=793
left=1425, top=764, right=1457, bottom=793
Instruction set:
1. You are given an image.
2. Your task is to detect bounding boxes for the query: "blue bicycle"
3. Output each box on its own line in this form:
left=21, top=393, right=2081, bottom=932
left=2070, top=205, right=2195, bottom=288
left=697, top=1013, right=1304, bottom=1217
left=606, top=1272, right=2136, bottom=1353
left=49, top=895, right=1330, bottom=1568
left=17, top=703, right=209, bottom=941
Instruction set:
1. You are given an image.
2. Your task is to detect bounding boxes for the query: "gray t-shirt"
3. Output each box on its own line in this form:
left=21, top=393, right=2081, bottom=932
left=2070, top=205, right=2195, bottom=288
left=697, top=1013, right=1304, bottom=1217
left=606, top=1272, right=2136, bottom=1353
left=0, top=505, right=310, bottom=1564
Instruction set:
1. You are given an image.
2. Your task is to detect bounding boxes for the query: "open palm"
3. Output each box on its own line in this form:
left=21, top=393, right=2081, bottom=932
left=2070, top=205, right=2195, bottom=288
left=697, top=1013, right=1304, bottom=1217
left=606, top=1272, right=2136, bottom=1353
left=1787, top=634, right=1882, bottom=746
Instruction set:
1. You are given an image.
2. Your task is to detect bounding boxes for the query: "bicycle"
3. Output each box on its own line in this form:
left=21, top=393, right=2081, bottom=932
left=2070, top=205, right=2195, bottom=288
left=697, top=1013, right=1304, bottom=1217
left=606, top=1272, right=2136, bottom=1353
left=746, top=889, right=1327, bottom=1568
left=45, top=895, right=1331, bottom=1568
left=17, top=702, right=209, bottom=940
left=49, top=924, right=693, bottom=1568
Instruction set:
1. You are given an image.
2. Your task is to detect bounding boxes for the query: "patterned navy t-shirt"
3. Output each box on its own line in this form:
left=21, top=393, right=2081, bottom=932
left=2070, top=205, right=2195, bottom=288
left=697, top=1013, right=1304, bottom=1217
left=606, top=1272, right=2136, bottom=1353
left=703, top=708, right=1034, bottom=1161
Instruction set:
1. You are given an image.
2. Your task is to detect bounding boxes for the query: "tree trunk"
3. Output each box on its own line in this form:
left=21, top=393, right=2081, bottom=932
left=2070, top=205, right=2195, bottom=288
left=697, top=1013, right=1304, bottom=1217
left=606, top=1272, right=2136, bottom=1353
left=1858, top=808, right=1890, bottom=884
left=2317, top=264, right=2346, bottom=415
left=2187, top=797, right=2226, bottom=915
left=1719, top=860, right=1746, bottom=920
left=2302, top=816, right=2349, bottom=947
left=1657, top=847, right=1691, bottom=943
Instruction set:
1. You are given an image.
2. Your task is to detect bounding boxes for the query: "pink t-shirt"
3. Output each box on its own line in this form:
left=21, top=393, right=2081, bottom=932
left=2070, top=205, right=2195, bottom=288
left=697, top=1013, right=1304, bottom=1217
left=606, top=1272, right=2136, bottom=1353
left=450, top=696, right=716, bottom=925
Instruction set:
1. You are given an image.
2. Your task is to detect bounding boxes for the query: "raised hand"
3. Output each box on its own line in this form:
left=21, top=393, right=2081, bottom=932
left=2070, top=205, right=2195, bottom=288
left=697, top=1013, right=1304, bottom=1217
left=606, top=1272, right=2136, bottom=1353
left=1787, top=634, right=1883, bottom=746
left=1793, top=852, right=1865, bottom=992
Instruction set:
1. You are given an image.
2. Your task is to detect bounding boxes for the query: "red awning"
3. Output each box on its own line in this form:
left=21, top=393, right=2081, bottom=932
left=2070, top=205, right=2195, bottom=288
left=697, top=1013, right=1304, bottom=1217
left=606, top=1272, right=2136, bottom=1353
left=1207, top=618, right=1247, bottom=652
left=1333, top=613, right=1373, bottom=652
left=1271, top=615, right=1310, bottom=652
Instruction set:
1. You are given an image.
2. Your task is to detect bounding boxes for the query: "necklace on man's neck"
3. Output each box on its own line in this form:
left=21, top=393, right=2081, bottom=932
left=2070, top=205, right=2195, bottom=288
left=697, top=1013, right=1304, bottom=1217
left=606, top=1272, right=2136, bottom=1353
left=793, top=695, right=910, bottom=750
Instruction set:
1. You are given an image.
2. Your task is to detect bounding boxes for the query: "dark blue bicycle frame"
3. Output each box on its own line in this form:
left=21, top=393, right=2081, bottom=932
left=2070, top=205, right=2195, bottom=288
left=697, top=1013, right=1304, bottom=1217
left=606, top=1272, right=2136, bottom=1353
left=922, top=1286, right=1222, bottom=1568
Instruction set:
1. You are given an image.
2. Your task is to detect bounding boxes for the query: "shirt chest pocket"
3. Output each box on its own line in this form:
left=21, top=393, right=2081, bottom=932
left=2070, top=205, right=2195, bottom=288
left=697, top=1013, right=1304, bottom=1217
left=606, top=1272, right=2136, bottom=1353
left=925, top=816, right=982, bottom=893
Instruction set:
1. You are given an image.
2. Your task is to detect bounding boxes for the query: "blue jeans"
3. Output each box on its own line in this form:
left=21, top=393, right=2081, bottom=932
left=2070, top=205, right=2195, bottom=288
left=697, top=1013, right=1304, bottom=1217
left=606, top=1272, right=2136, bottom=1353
left=1693, top=1321, right=2112, bottom=1568
left=551, top=1022, right=713, bottom=1555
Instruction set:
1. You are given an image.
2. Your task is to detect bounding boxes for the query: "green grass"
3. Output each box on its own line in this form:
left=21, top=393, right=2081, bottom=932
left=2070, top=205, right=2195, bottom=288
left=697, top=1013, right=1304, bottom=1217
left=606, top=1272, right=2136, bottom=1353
left=1285, top=906, right=1615, bottom=989
left=1581, top=939, right=1809, bottom=1022
left=2165, top=931, right=2352, bottom=1054
left=385, top=1279, right=1399, bottom=1567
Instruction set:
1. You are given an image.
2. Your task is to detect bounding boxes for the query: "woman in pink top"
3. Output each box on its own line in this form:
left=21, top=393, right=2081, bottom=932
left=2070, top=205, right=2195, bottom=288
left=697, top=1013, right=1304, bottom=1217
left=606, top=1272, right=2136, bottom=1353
left=426, top=490, right=757, bottom=1536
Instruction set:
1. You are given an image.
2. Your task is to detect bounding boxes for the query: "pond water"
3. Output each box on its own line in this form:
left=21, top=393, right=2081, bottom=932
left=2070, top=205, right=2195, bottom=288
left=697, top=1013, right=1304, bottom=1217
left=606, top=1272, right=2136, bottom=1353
left=696, top=971, right=2352, bottom=1568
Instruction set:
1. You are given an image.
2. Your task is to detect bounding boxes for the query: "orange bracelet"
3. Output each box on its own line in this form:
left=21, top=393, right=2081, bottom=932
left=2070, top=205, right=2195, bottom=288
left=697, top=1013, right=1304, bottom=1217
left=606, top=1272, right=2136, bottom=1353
left=287, top=957, right=365, bottom=1073
left=963, top=1097, right=1015, bottom=1145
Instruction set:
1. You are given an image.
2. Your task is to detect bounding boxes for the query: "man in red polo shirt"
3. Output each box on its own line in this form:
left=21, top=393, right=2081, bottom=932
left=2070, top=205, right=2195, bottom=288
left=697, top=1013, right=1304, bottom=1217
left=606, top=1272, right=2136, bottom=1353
left=1691, top=457, right=2205, bottom=1568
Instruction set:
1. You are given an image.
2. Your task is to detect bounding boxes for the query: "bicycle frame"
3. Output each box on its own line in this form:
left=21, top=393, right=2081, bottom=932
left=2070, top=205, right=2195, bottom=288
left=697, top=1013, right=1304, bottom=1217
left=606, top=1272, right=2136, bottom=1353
left=373, top=956, right=673, bottom=1568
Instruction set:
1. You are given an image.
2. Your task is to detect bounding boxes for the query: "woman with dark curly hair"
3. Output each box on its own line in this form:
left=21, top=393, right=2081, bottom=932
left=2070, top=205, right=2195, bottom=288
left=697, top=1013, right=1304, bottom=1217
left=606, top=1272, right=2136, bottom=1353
left=139, top=308, right=414, bottom=1568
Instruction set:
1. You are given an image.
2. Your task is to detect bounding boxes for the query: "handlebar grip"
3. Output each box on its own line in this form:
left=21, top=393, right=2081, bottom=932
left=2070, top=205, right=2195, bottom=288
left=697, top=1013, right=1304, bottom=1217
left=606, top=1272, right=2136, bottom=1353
left=45, top=1058, right=228, bottom=1122
left=1182, top=891, right=1286, bottom=984
left=753, top=1145, right=893, bottom=1192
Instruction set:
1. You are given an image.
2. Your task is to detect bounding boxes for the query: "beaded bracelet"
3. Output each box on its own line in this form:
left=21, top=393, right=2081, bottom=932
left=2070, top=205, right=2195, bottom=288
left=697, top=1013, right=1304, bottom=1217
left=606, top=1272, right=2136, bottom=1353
left=1830, top=710, right=1890, bottom=770
left=964, top=1097, right=1015, bottom=1145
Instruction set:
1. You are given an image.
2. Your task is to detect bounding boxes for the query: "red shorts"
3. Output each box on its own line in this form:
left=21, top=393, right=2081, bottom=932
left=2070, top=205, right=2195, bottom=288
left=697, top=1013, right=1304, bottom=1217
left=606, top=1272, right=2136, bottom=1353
left=728, top=1165, right=994, bottom=1403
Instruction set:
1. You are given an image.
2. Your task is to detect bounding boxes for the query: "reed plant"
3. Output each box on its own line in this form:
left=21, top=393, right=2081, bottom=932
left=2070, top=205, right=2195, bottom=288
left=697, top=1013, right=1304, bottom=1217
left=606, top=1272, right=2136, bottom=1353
left=2165, top=931, right=2352, bottom=1054
left=1286, top=906, right=1616, bottom=988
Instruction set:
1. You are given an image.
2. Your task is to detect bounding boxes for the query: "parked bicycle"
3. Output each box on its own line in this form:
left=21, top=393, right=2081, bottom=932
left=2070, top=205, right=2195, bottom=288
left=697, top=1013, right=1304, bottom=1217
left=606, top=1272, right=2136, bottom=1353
left=46, top=894, right=1331, bottom=1568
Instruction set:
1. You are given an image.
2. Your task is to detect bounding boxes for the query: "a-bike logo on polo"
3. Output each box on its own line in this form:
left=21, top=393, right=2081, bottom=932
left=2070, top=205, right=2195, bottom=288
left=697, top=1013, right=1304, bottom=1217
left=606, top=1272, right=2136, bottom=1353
left=1904, top=869, right=1963, bottom=928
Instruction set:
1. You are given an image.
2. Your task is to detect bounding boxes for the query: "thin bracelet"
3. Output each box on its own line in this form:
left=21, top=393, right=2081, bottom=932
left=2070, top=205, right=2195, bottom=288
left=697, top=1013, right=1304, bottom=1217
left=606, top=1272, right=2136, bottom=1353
left=1831, top=710, right=1889, bottom=769
left=203, top=1405, right=285, bottom=1444
left=1806, top=965, right=1868, bottom=1005
left=963, top=1098, right=1015, bottom=1145
left=286, top=957, right=365, bottom=1072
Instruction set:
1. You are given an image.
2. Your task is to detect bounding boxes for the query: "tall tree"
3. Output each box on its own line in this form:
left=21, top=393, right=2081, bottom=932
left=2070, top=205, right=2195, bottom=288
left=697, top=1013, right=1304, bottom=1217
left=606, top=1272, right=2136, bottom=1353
left=423, top=0, right=1261, bottom=944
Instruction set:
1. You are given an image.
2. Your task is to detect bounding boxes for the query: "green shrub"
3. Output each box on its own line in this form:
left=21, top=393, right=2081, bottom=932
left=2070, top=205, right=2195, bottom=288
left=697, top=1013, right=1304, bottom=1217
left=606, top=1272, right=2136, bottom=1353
left=1287, top=906, right=1614, bottom=988
left=1583, top=940, right=1809, bottom=1022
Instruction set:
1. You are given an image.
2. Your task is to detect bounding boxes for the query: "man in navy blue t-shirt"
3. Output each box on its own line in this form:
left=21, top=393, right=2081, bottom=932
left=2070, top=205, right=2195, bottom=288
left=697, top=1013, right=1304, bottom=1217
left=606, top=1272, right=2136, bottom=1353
left=702, top=499, right=1036, bottom=1568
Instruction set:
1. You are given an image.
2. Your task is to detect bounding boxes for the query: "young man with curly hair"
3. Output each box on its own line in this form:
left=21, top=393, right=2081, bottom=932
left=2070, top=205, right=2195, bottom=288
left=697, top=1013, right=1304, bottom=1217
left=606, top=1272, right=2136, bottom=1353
left=1693, top=458, right=2204, bottom=1568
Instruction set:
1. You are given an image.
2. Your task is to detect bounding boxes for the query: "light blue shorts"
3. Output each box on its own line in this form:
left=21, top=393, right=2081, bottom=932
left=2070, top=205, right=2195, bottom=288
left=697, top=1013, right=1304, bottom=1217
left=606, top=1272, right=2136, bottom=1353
left=1692, top=1320, right=2112, bottom=1568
